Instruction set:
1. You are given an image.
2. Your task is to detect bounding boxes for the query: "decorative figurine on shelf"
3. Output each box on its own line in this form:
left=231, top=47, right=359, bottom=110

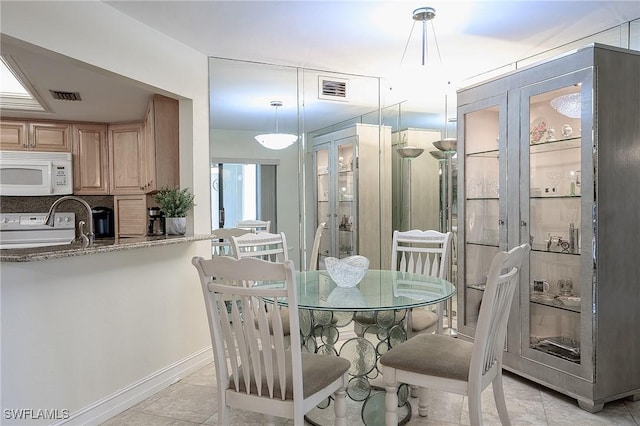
left=546, top=233, right=571, bottom=253
left=562, top=124, right=573, bottom=137
left=546, top=128, right=556, bottom=142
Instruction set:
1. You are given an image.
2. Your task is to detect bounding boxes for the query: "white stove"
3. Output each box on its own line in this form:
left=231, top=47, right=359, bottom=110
left=0, top=212, right=76, bottom=249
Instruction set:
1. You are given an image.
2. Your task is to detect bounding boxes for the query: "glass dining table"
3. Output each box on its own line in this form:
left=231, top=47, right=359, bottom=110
left=258, top=269, right=456, bottom=426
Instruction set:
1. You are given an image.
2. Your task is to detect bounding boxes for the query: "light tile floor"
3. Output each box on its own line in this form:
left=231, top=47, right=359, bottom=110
left=101, top=359, right=640, bottom=426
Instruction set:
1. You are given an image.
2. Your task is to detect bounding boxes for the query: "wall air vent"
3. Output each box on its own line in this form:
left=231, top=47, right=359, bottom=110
left=318, top=76, right=348, bottom=102
left=49, top=90, right=82, bottom=101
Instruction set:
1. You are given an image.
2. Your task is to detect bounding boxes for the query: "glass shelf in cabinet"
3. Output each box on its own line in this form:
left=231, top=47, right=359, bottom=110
left=530, top=244, right=581, bottom=255
left=530, top=297, right=580, bottom=313
left=338, top=169, right=354, bottom=174
left=531, top=337, right=581, bottom=363
left=529, top=137, right=581, bottom=154
left=466, top=240, right=500, bottom=248
left=529, top=194, right=581, bottom=200
left=466, top=149, right=499, bottom=158
left=467, top=283, right=486, bottom=292
left=466, top=196, right=500, bottom=201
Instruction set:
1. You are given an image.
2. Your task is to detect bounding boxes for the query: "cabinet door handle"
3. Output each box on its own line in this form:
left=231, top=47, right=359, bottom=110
left=499, top=219, right=505, bottom=225
left=520, top=220, right=527, bottom=227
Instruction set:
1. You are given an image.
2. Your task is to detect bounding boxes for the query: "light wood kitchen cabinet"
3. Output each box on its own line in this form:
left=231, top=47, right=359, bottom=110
left=108, top=122, right=144, bottom=194
left=143, top=95, right=179, bottom=192
left=0, top=120, right=70, bottom=151
left=0, top=120, right=28, bottom=150
left=457, top=44, right=640, bottom=412
left=114, top=194, right=148, bottom=237
left=72, top=123, right=109, bottom=195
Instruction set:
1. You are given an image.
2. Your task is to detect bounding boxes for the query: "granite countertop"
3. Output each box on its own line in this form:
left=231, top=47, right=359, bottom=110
left=1, top=234, right=214, bottom=262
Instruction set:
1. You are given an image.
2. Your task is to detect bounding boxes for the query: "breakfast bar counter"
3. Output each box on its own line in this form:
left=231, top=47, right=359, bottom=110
left=0, top=234, right=214, bottom=262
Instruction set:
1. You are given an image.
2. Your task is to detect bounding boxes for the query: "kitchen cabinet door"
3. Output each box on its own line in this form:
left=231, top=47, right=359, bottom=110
left=30, top=122, right=71, bottom=151
left=114, top=194, right=148, bottom=237
left=72, top=123, right=109, bottom=195
left=0, top=120, right=70, bottom=151
left=0, top=120, right=28, bottom=150
left=109, top=122, right=144, bottom=194
left=143, top=95, right=179, bottom=193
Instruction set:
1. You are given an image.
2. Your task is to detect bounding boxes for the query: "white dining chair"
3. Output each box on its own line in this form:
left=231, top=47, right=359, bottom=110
left=392, top=229, right=453, bottom=336
left=230, top=231, right=288, bottom=262
left=211, top=227, right=251, bottom=256
left=236, top=219, right=271, bottom=233
left=308, top=222, right=326, bottom=271
left=230, top=231, right=291, bottom=340
left=354, top=229, right=452, bottom=338
left=380, top=243, right=530, bottom=426
left=192, top=255, right=350, bottom=425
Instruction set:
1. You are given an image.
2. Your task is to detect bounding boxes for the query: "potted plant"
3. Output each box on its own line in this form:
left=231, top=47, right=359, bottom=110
left=153, top=186, right=195, bottom=235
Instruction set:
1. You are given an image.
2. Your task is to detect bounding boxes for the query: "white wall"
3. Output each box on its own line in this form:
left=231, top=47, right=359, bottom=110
left=211, top=129, right=302, bottom=267
left=1, top=2, right=212, bottom=424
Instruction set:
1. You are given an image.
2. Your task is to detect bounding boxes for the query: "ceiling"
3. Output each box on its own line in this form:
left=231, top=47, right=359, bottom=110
left=1, top=1, right=638, bottom=132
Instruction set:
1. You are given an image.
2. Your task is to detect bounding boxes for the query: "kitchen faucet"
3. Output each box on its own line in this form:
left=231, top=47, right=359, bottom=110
left=44, top=195, right=95, bottom=248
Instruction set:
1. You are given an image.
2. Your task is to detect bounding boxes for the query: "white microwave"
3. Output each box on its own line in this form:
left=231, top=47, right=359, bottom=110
left=0, top=151, right=73, bottom=196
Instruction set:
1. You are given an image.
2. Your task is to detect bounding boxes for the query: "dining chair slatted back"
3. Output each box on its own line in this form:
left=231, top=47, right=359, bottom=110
left=211, top=227, right=251, bottom=256
left=308, top=222, right=326, bottom=271
left=392, top=229, right=453, bottom=335
left=230, top=231, right=288, bottom=263
left=472, top=244, right=526, bottom=380
left=380, top=244, right=530, bottom=426
left=191, top=256, right=349, bottom=425
left=236, top=219, right=271, bottom=233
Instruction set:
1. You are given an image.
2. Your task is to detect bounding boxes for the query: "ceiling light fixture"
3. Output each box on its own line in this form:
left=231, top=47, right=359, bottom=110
left=550, top=93, right=581, bottom=119
left=255, top=101, right=298, bottom=150
left=401, top=6, right=441, bottom=67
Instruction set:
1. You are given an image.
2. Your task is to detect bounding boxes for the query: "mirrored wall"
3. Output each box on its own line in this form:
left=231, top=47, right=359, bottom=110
left=209, top=57, right=448, bottom=269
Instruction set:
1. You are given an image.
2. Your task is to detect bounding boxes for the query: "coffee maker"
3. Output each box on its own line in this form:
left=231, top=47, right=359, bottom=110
left=147, top=207, right=166, bottom=236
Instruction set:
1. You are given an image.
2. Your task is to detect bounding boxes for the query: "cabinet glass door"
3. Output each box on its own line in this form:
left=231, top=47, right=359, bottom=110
left=313, top=137, right=358, bottom=264
left=520, top=68, right=593, bottom=379
left=458, top=94, right=507, bottom=336
left=314, top=145, right=331, bottom=263
left=336, top=137, right=357, bottom=258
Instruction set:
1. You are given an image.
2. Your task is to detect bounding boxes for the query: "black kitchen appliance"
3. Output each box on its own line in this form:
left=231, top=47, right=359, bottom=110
left=92, top=206, right=114, bottom=239
left=147, top=207, right=165, bottom=236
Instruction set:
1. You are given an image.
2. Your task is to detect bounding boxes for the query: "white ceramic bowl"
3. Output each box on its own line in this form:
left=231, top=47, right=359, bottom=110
left=325, top=255, right=369, bottom=288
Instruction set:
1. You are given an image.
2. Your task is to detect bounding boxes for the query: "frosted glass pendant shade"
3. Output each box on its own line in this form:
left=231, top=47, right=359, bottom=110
left=255, top=100, right=298, bottom=150
left=254, top=133, right=298, bottom=150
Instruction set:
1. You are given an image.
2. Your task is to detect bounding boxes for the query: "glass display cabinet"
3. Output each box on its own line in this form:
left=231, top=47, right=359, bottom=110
left=312, top=123, right=392, bottom=269
left=314, top=136, right=358, bottom=263
left=457, top=44, right=640, bottom=412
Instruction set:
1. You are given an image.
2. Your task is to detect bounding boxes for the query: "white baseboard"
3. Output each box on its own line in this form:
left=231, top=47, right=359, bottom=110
left=50, top=346, right=213, bottom=426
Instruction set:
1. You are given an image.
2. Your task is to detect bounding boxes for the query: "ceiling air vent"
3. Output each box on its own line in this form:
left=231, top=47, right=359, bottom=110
left=49, top=90, right=82, bottom=101
left=318, top=76, right=348, bottom=102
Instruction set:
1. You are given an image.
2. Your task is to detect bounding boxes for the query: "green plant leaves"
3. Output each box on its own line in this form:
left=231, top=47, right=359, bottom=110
left=153, top=186, right=195, bottom=217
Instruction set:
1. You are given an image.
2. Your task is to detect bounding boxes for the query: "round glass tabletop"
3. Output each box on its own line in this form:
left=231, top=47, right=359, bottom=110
left=257, top=269, right=456, bottom=312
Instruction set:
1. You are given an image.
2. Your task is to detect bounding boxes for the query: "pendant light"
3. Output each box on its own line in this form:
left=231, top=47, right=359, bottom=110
left=255, top=101, right=298, bottom=150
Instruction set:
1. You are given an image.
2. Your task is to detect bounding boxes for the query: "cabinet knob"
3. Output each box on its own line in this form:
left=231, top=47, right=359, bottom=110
left=499, top=219, right=505, bottom=225
left=520, top=220, right=527, bottom=227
